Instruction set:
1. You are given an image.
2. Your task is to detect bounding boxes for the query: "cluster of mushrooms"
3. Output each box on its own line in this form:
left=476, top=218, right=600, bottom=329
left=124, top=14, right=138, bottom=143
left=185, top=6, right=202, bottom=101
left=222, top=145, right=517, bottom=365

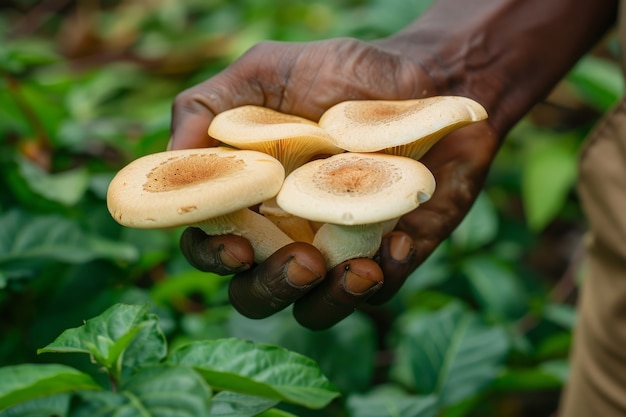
left=107, top=96, right=487, bottom=269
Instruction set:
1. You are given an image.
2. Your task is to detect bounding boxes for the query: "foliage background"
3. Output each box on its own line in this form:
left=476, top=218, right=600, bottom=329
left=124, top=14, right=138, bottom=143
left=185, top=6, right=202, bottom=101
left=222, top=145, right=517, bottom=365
left=0, top=0, right=622, bottom=416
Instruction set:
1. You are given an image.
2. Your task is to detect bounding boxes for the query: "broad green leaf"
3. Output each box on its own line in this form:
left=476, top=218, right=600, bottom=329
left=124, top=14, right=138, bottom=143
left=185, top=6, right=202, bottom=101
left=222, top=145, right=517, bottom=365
left=543, top=303, right=577, bottom=330
left=521, top=135, right=578, bottom=231
left=568, top=55, right=624, bottom=113
left=167, top=338, right=340, bottom=409
left=391, top=303, right=510, bottom=406
left=0, top=364, right=100, bottom=411
left=209, top=391, right=278, bottom=417
left=0, top=394, right=71, bottom=417
left=16, top=156, right=90, bottom=206
left=0, top=210, right=138, bottom=267
left=38, top=304, right=167, bottom=379
left=451, top=192, right=498, bottom=251
left=347, top=388, right=438, bottom=417
left=460, top=255, right=528, bottom=320
left=71, top=366, right=211, bottom=417
left=228, top=310, right=377, bottom=394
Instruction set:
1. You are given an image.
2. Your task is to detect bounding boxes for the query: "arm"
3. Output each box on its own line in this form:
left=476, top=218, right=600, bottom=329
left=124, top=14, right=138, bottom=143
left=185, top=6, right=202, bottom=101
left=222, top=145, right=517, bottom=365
left=383, top=0, right=617, bottom=137
left=171, top=0, right=617, bottom=325
left=367, top=0, right=618, bottom=302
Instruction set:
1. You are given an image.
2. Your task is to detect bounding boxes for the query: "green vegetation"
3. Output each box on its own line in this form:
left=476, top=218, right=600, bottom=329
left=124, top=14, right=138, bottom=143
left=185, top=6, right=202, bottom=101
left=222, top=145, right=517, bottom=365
left=0, top=1, right=622, bottom=416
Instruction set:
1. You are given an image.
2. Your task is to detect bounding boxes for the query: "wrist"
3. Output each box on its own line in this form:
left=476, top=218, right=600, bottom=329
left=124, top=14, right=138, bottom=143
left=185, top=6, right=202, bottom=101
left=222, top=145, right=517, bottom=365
left=376, top=0, right=617, bottom=139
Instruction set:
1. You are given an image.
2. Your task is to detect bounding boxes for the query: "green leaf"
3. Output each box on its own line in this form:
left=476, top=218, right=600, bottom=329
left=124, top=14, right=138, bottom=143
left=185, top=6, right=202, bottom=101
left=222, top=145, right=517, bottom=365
left=540, top=359, right=570, bottom=383
left=567, top=55, right=624, bottom=113
left=16, top=156, right=90, bottom=206
left=71, top=366, right=211, bottom=417
left=347, top=388, right=438, bottom=417
left=0, top=210, right=138, bottom=267
left=167, top=338, right=340, bottom=409
left=0, top=364, right=100, bottom=411
left=391, top=303, right=510, bottom=406
left=451, top=192, right=498, bottom=251
left=521, top=135, right=578, bottom=231
left=401, top=243, right=452, bottom=293
left=209, top=391, right=278, bottom=417
left=491, top=367, right=563, bottom=392
left=0, top=38, right=61, bottom=74
left=0, top=394, right=71, bottom=417
left=38, top=304, right=167, bottom=379
left=229, top=310, right=378, bottom=394
left=543, top=303, right=577, bottom=330
left=65, top=64, right=144, bottom=120
left=461, top=255, right=528, bottom=320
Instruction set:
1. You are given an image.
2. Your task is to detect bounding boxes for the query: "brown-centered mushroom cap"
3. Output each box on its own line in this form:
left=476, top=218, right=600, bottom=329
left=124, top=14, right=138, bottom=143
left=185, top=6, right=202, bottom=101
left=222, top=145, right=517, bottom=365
left=276, top=152, right=435, bottom=268
left=107, top=147, right=293, bottom=263
left=107, top=147, right=285, bottom=228
left=318, top=96, right=488, bottom=160
left=276, top=152, right=435, bottom=226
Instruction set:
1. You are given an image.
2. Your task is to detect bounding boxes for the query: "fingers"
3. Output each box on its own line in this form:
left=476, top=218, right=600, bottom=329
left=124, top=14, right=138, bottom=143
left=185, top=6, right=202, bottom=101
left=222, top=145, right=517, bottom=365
left=180, top=227, right=254, bottom=276
left=367, top=231, right=416, bottom=305
left=228, top=242, right=326, bottom=319
left=293, top=258, right=384, bottom=330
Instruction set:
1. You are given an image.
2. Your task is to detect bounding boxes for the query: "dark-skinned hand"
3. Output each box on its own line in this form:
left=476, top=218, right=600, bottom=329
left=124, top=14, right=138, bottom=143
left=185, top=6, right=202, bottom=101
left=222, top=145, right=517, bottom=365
left=169, top=38, right=499, bottom=330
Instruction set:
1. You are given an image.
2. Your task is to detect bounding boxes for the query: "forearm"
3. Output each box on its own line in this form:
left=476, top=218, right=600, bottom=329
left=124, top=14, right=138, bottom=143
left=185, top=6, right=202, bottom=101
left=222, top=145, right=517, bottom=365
left=381, top=0, right=618, bottom=138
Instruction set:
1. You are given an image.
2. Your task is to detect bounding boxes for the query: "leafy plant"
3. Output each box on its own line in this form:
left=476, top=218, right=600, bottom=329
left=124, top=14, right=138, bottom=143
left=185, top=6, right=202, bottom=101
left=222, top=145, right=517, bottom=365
left=0, top=1, right=619, bottom=416
left=0, top=303, right=339, bottom=416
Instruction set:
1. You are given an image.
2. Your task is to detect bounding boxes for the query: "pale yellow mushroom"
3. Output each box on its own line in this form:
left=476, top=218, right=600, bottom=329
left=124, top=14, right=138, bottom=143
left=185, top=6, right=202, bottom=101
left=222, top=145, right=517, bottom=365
left=318, top=96, right=488, bottom=160
left=276, top=152, right=435, bottom=268
left=106, top=147, right=292, bottom=263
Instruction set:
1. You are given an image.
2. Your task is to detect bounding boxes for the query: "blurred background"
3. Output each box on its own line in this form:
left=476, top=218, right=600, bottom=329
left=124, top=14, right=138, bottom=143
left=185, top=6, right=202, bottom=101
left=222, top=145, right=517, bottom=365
left=0, top=0, right=622, bottom=416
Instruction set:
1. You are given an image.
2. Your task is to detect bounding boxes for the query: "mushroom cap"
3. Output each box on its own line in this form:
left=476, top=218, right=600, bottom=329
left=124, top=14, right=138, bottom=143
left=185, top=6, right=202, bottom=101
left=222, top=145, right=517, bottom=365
left=107, top=147, right=285, bottom=228
left=276, top=152, right=435, bottom=226
left=208, top=105, right=342, bottom=174
left=318, top=96, right=488, bottom=158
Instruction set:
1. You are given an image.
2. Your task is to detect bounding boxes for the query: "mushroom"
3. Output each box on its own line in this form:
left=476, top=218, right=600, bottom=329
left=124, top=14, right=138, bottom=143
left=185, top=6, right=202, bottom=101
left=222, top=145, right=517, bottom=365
left=318, top=96, right=488, bottom=160
left=276, top=152, right=436, bottom=268
left=208, top=105, right=343, bottom=243
left=106, top=147, right=293, bottom=263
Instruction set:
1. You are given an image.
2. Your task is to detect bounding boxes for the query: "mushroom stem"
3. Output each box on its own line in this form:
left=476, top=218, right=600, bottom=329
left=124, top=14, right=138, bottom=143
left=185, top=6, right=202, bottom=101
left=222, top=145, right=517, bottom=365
left=195, top=208, right=294, bottom=263
left=259, top=197, right=316, bottom=243
left=312, top=222, right=385, bottom=269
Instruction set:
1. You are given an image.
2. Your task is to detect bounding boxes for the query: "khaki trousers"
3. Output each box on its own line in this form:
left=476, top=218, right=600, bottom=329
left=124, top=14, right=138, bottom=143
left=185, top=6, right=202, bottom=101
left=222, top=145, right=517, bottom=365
left=559, top=98, right=626, bottom=416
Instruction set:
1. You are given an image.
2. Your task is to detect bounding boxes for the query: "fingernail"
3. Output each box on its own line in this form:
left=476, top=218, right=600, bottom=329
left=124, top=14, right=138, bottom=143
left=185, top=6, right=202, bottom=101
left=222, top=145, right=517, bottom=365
left=286, top=258, right=322, bottom=287
left=389, top=233, right=414, bottom=262
left=218, top=245, right=250, bottom=270
left=343, top=266, right=382, bottom=294
left=166, top=138, right=173, bottom=151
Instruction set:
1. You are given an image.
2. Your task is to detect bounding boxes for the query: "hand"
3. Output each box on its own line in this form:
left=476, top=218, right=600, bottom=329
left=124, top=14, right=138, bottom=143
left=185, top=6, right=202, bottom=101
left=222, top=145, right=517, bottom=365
left=170, top=38, right=499, bottom=329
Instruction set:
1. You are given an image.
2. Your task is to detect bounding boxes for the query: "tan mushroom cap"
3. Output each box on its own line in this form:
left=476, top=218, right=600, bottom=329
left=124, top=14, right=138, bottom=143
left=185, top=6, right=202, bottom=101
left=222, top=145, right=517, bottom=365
left=208, top=105, right=342, bottom=175
left=107, top=147, right=285, bottom=228
left=318, top=96, right=488, bottom=160
left=276, top=152, right=436, bottom=226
